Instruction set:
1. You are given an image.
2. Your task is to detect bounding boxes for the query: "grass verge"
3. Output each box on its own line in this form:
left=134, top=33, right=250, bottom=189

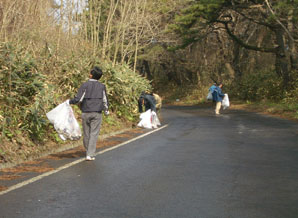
left=229, top=101, right=298, bottom=122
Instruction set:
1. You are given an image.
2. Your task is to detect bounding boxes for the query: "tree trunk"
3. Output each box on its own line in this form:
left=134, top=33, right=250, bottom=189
left=225, top=63, right=235, bottom=79
left=143, top=60, right=152, bottom=80
left=232, top=42, right=241, bottom=78
left=102, top=0, right=119, bottom=60
left=274, top=27, right=290, bottom=88
left=57, top=0, right=64, bottom=53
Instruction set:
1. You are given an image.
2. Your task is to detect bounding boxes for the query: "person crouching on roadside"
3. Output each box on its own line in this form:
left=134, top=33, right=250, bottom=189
left=138, top=91, right=156, bottom=113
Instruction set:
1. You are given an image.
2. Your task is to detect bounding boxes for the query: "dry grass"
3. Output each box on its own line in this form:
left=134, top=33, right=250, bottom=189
left=98, top=140, right=123, bottom=148
left=0, top=186, right=8, bottom=191
left=129, top=128, right=145, bottom=133
left=22, top=160, right=43, bottom=165
left=1, top=165, right=54, bottom=174
left=112, top=133, right=135, bottom=138
left=0, top=174, right=24, bottom=181
left=230, top=101, right=298, bottom=122
left=47, top=150, right=85, bottom=160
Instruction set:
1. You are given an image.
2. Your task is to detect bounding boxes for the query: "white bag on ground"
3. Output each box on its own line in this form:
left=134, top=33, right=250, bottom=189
left=137, top=110, right=161, bottom=129
left=151, top=111, right=161, bottom=128
left=46, top=100, right=81, bottom=140
left=222, top=94, right=230, bottom=110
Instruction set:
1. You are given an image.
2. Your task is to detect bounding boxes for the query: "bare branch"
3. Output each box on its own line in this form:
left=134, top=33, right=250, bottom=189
left=264, top=0, right=295, bottom=42
left=216, top=18, right=277, bottom=53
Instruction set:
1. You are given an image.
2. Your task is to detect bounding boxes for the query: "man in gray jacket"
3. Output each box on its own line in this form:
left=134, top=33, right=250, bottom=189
left=69, top=66, right=109, bottom=161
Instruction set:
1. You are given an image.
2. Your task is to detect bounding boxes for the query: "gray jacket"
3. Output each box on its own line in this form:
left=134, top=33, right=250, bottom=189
left=70, top=79, right=108, bottom=113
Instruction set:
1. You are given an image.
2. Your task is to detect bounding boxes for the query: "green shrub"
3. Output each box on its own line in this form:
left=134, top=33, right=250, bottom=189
left=101, top=62, right=152, bottom=119
left=228, top=71, right=284, bottom=101
left=0, top=42, right=152, bottom=146
left=282, top=70, right=298, bottom=117
left=0, top=43, right=53, bottom=142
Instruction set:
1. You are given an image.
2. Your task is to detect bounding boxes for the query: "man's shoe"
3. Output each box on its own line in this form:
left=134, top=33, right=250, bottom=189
left=86, top=156, right=95, bottom=161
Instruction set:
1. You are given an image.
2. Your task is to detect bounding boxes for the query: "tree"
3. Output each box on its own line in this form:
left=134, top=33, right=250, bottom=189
left=170, top=0, right=298, bottom=88
left=77, top=0, right=160, bottom=68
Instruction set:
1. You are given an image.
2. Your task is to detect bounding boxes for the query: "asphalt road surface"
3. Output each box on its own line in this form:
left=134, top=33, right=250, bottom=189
left=1, top=106, right=298, bottom=218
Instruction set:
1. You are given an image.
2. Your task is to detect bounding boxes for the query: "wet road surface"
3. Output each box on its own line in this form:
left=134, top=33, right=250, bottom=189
left=0, top=106, right=298, bottom=218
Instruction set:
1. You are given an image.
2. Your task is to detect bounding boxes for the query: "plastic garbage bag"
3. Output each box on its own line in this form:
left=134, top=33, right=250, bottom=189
left=222, top=94, right=230, bottom=110
left=137, top=110, right=161, bottom=129
left=207, top=91, right=213, bottom=100
left=151, top=111, right=161, bottom=128
left=46, top=100, right=81, bottom=140
left=137, top=110, right=152, bottom=129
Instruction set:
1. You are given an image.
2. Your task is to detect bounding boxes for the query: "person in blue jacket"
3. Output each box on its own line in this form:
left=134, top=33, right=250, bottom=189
left=212, top=83, right=225, bottom=115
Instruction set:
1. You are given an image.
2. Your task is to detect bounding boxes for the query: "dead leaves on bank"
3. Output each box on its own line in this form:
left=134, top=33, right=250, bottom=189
left=0, top=175, right=24, bottom=181
left=0, top=186, right=7, bottom=191
left=1, top=165, right=54, bottom=174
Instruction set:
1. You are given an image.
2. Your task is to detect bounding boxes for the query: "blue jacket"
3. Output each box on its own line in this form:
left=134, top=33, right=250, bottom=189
left=212, top=86, right=225, bottom=102
left=209, top=85, right=217, bottom=92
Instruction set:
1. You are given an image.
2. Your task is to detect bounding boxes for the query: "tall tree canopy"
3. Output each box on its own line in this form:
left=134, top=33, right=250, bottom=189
left=170, top=0, right=298, bottom=87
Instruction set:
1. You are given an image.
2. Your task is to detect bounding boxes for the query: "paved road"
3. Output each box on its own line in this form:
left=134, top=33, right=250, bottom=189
left=1, top=106, right=298, bottom=218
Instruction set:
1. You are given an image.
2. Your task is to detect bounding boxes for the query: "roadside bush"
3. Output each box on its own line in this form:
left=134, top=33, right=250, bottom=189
left=0, top=0, right=154, bottom=164
left=0, top=43, right=54, bottom=142
left=282, top=70, right=298, bottom=117
left=101, top=62, right=152, bottom=120
left=283, top=70, right=298, bottom=102
left=0, top=41, right=152, bottom=159
left=228, top=71, right=283, bottom=101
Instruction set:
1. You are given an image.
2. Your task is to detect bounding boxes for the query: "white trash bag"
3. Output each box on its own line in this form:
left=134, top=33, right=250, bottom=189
left=151, top=111, right=161, bottom=129
left=137, top=110, right=161, bottom=129
left=222, top=94, right=230, bottom=110
left=46, top=100, right=81, bottom=140
left=206, top=91, right=213, bottom=100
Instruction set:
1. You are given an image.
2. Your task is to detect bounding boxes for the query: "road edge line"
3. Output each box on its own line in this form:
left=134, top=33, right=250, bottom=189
left=0, top=125, right=168, bottom=196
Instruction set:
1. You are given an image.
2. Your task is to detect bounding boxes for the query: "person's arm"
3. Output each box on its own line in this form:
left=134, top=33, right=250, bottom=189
left=218, top=89, right=225, bottom=98
left=69, top=84, right=86, bottom=105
